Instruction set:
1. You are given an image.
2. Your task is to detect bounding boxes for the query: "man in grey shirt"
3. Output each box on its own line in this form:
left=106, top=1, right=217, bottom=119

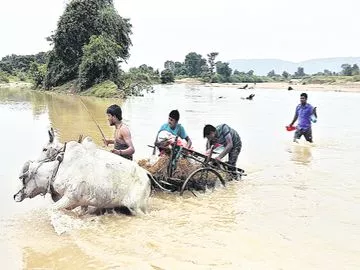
left=203, top=124, right=242, bottom=179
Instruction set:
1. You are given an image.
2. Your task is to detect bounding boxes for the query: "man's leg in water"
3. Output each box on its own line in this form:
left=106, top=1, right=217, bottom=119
left=293, top=129, right=303, bottom=143
left=303, top=127, right=313, bottom=143
left=227, top=144, right=241, bottom=180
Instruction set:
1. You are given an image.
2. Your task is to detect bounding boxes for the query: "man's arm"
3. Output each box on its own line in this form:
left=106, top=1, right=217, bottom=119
left=206, top=139, right=211, bottom=151
left=217, top=134, right=233, bottom=160
left=178, top=125, right=192, bottom=148
left=103, top=139, right=114, bottom=146
left=289, top=110, right=298, bottom=126
left=313, top=107, right=317, bottom=118
left=185, top=136, right=192, bottom=148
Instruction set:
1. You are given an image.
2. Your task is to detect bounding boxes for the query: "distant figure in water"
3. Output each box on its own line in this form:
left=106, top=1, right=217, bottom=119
left=246, top=94, right=255, bottom=100
left=287, top=93, right=317, bottom=143
left=241, top=93, right=255, bottom=100
left=238, top=84, right=248, bottom=89
left=104, top=104, right=135, bottom=160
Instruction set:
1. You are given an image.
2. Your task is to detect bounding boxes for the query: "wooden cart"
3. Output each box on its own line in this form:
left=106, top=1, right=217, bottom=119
left=149, top=140, right=245, bottom=196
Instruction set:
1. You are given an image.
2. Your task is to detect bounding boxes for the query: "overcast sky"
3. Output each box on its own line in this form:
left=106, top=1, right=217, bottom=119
left=0, top=0, right=359, bottom=69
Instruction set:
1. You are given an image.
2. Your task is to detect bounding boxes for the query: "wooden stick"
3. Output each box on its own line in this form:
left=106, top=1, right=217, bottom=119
left=78, top=97, right=107, bottom=141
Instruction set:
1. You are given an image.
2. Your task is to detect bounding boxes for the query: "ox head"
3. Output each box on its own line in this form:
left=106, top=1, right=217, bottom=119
left=38, top=128, right=64, bottom=162
left=13, top=159, right=58, bottom=202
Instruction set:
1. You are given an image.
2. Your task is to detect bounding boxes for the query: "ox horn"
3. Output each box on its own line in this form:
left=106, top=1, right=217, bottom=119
left=21, top=160, right=30, bottom=173
left=19, top=171, right=29, bottom=179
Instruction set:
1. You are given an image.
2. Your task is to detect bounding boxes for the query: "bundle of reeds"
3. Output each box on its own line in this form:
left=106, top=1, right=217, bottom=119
left=138, top=156, right=201, bottom=178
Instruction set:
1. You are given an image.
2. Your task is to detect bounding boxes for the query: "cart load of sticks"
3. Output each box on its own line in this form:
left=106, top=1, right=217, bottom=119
left=138, top=155, right=201, bottom=179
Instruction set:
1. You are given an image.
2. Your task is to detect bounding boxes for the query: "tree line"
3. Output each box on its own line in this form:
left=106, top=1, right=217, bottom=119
left=2, top=49, right=359, bottom=88
left=267, top=64, right=360, bottom=80
left=161, top=52, right=267, bottom=84
left=160, top=52, right=360, bottom=84
left=1, top=0, right=359, bottom=91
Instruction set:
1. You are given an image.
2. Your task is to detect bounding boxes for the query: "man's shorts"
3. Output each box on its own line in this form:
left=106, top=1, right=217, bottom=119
left=294, top=127, right=313, bottom=143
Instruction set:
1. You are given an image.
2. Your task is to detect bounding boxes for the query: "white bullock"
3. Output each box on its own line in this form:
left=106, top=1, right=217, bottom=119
left=14, top=135, right=151, bottom=215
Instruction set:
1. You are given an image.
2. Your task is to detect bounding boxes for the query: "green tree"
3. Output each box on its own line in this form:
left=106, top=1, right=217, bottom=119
left=29, top=62, right=47, bottom=88
left=341, top=64, right=352, bottom=76
left=174, top=61, right=187, bottom=76
left=351, top=64, right=359, bottom=75
left=45, top=0, right=132, bottom=88
left=0, top=71, right=10, bottom=83
left=207, top=52, right=219, bottom=77
left=323, top=69, right=332, bottom=76
left=267, top=70, right=277, bottom=77
left=0, top=52, right=47, bottom=75
left=282, top=71, right=290, bottom=79
left=164, top=60, right=175, bottom=72
left=247, top=70, right=254, bottom=76
left=200, top=64, right=210, bottom=81
left=118, top=67, right=155, bottom=96
left=215, top=61, right=232, bottom=82
left=184, top=52, right=206, bottom=77
left=78, top=35, right=121, bottom=89
left=294, top=67, right=305, bottom=77
left=233, top=70, right=243, bottom=76
left=136, top=64, right=160, bottom=83
left=160, top=69, right=175, bottom=84
left=0, top=62, right=12, bottom=74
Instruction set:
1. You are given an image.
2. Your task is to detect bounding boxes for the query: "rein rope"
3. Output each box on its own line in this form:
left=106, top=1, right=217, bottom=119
left=45, top=142, right=67, bottom=196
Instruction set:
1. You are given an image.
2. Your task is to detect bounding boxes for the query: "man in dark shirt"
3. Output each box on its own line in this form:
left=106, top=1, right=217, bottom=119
left=203, top=124, right=242, bottom=178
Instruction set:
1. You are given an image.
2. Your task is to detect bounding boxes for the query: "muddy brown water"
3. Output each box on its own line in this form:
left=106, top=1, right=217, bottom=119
left=0, top=85, right=359, bottom=269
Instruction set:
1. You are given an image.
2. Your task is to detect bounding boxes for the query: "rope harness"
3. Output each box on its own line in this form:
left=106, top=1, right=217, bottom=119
left=20, top=143, right=67, bottom=197
left=45, top=142, right=67, bottom=196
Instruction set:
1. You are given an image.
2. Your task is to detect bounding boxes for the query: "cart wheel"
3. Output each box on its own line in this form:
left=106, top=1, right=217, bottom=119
left=180, top=167, right=225, bottom=196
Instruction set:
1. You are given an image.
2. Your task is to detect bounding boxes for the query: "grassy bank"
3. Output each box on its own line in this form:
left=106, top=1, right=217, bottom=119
left=49, top=80, right=124, bottom=98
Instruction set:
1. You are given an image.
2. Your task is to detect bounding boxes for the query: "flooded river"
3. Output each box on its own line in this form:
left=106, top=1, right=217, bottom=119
left=0, top=85, right=359, bottom=269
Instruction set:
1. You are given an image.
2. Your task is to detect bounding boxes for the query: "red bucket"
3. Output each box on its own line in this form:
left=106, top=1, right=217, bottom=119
left=286, top=126, right=296, bottom=131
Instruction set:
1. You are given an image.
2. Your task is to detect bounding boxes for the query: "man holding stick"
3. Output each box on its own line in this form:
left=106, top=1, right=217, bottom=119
left=104, top=104, right=135, bottom=160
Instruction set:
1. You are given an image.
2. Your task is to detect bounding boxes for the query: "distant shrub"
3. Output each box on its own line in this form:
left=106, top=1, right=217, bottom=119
left=18, top=72, right=27, bottom=81
left=303, top=76, right=336, bottom=84
left=0, top=71, right=10, bottom=83
left=82, top=80, right=119, bottom=98
left=160, top=69, right=175, bottom=84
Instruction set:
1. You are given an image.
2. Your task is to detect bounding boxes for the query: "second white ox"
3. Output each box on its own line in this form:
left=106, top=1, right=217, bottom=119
left=14, top=136, right=151, bottom=215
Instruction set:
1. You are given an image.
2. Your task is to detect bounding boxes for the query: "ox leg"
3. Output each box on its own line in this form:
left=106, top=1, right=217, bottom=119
left=52, top=196, right=77, bottom=211
left=75, top=205, right=89, bottom=216
left=140, top=205, right=148, bottom=214
left=80, top=205, right=88, bottom=213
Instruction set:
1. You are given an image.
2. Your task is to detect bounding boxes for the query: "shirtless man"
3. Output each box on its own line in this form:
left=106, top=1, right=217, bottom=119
left=104, top=104, right=135, bottom=160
